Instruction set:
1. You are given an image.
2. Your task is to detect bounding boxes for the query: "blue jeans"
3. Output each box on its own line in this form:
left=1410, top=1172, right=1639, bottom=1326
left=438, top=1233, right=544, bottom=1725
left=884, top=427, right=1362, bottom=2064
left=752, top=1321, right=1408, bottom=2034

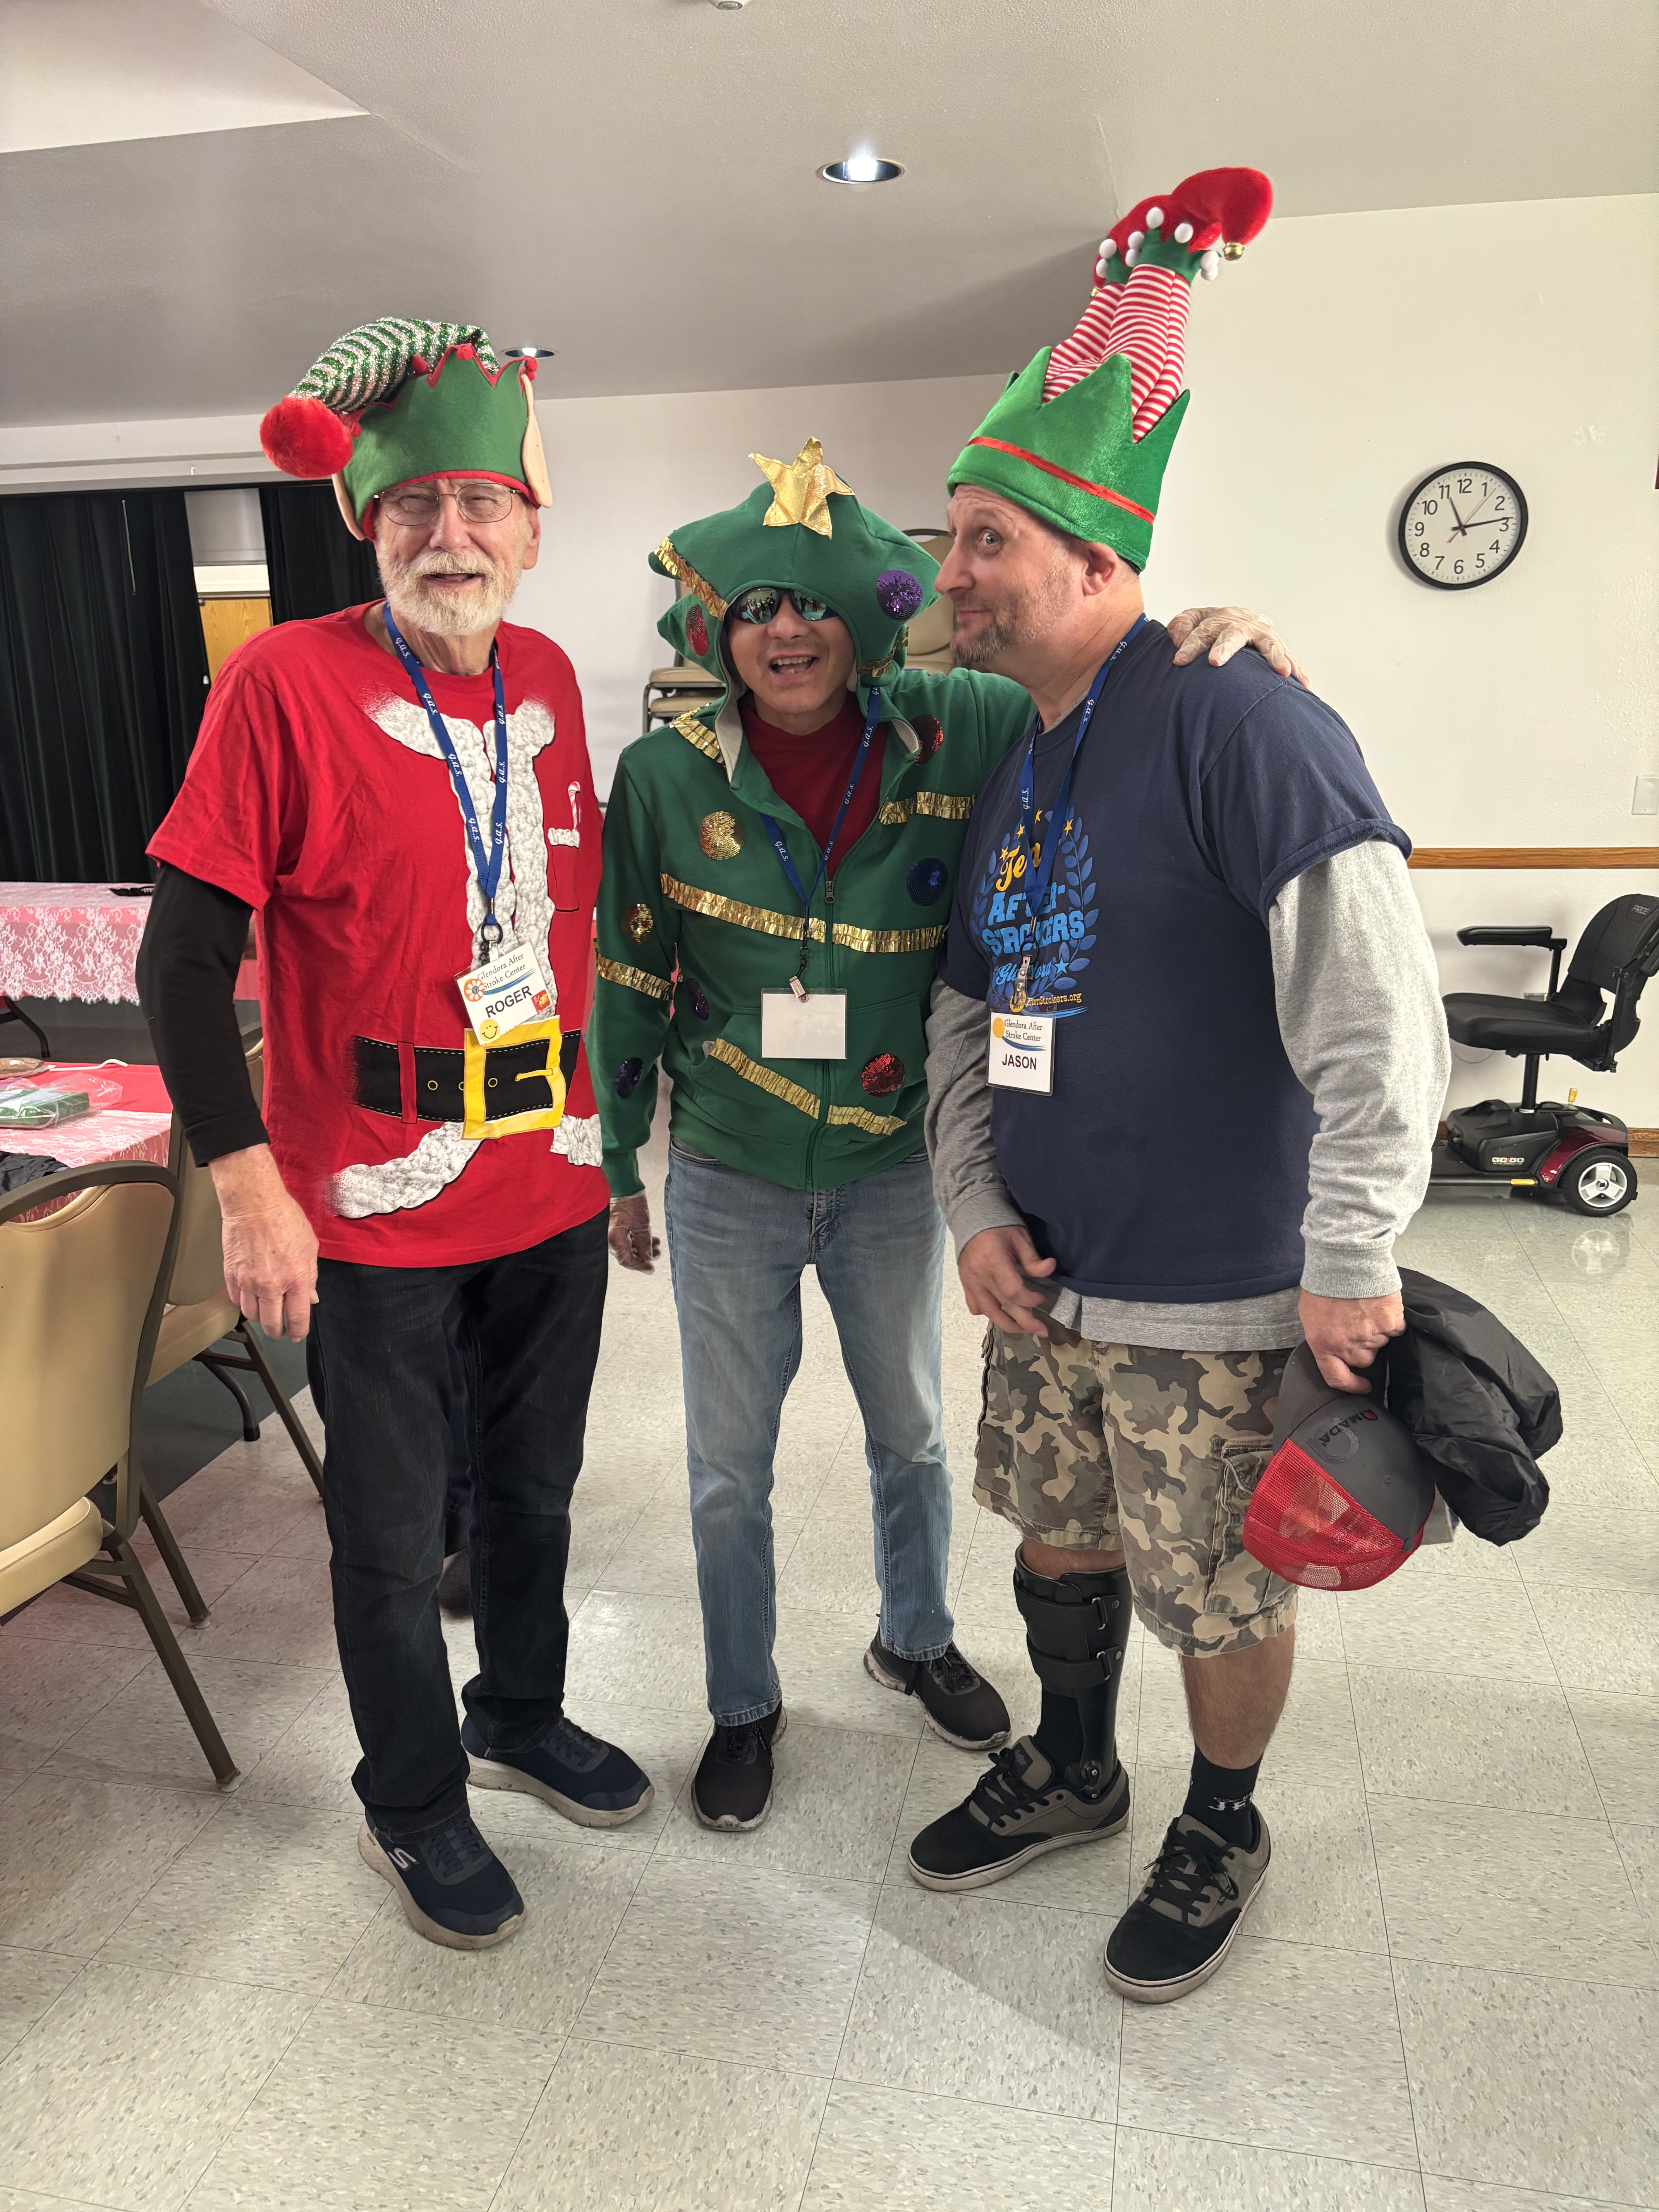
left=665, top=1140, right=955, bottom=1725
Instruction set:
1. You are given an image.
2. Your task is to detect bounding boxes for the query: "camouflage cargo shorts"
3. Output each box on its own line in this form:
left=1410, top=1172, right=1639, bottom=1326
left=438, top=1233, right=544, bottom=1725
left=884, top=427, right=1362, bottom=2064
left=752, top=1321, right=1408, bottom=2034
left=975, top=1322, right=1298, bottom=1658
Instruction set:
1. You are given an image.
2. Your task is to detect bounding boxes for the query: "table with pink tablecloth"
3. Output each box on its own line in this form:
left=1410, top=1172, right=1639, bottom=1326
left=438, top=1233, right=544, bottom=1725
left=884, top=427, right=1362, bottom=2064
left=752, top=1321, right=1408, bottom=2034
left=0, top=883, right=258, bottom=1002
left=2, top=1064, right=173, bottom=1220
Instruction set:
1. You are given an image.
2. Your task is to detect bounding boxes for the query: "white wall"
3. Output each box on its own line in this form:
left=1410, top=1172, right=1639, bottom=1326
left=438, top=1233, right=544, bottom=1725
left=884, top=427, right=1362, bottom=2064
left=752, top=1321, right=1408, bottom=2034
left=7, top=193, right=1656, bottom=1117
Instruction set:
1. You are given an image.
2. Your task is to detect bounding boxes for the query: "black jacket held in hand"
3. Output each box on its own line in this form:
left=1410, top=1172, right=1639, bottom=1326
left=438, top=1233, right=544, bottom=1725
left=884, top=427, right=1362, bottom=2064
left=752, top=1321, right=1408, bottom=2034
left=1382, top=1269, right=1561, bottom=1545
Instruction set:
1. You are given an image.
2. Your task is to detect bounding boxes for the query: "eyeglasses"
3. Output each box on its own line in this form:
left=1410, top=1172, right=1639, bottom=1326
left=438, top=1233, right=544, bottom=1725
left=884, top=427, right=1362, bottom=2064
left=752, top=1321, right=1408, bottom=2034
left=379, top=484, right=521, bottom=526
left=730, top=585, right=832, bottom=625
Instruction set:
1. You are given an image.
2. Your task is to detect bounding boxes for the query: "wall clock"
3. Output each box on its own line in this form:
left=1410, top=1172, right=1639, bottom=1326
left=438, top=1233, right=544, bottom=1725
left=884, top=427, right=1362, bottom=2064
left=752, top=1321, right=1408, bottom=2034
left=1398, top=462, right=1527, bottom=590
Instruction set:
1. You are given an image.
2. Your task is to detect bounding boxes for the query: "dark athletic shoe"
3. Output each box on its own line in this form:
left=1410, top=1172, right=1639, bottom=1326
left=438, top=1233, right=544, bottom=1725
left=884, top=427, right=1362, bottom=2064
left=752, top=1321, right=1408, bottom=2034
left=359, top=1812, right=524, bottom=1950
left=463, top=1712, right=653, bottom=1827
left=864, top=1634, right=1011, bottom=1751
left=907, top=1735, right=1131, bottom=1891
left=1104, top=1810, right=1271, bottom=2003
left=692, top=1705, right=787, bottom=1832
left=437, top=1552, right=472, bottom=1618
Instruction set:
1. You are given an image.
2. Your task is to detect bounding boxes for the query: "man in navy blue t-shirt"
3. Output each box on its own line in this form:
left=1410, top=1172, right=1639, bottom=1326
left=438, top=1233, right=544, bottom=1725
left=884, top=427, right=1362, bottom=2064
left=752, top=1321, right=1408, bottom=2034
left=908, top=238, right=1449, bottom=1998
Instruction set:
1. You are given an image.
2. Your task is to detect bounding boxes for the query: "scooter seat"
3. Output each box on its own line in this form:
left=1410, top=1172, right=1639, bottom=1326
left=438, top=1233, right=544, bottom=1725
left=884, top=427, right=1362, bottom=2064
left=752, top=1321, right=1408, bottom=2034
left=1443, top=993, right=1604, bottom=1054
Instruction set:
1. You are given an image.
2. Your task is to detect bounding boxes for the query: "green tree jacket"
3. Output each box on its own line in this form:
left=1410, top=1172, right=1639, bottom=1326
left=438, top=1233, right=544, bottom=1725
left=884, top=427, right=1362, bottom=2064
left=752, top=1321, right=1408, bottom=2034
left=593, top=670, right=1030, bottom=1197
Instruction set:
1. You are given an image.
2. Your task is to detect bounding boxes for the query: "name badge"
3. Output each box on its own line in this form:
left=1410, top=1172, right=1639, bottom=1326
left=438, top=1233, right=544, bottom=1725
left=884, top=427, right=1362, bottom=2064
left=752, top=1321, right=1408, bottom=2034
left=456, top=939, right=554, bottom=1043
left=760, top=989, right=847, bottom=1060
left=988, top=1010, right=1054, bottom=1093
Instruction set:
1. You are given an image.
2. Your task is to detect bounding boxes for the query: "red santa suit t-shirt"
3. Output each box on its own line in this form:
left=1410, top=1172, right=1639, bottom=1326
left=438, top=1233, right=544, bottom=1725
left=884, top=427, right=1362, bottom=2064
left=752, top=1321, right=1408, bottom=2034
left=148, top=605, right=608, bottom=1266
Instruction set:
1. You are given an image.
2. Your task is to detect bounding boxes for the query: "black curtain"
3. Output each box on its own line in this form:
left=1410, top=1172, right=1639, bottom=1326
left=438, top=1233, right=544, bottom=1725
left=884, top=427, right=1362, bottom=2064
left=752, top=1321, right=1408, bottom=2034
left=260, top=482, right=381, bottom=623
left=0, top=489, right=209, bottom=881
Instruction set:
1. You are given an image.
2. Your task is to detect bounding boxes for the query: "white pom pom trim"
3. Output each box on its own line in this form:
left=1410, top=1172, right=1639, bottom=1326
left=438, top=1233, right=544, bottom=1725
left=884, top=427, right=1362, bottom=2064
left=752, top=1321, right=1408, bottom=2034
left=1173, top=222, right=1193, bottom=244
left=1199, top=250, right=1220, bottom=281
left=1146, top=206, right=1164, bottom=228
left=1099, top=237, right=1114, bottom=257
left=1124, top=246, right=1139, bottom=267
left=1127, top=230, right=1144, bottom=251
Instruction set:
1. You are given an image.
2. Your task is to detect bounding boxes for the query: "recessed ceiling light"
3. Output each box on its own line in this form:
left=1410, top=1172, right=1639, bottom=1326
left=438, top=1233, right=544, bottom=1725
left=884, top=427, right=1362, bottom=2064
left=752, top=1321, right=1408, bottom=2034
left=503, top=347, right=555, bottom=359
left=819, top=153, right=904, bottom=185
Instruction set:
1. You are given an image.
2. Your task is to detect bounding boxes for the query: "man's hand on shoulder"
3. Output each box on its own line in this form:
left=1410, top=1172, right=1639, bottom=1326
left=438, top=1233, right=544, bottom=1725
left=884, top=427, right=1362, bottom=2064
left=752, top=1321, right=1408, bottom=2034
left=1298, top=1287, right=1405, bottom=1395
left=958, top=1224, right=1056, bottom=1338
left=1167, top=606, right=1309, bottom=689
left=210, top=1145, right=319, bottom=1342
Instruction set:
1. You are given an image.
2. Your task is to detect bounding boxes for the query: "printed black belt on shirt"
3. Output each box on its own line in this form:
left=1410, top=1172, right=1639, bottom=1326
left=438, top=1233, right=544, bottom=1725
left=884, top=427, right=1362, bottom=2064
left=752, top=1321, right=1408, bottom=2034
left=354, top=1026, right=580, bottom=1140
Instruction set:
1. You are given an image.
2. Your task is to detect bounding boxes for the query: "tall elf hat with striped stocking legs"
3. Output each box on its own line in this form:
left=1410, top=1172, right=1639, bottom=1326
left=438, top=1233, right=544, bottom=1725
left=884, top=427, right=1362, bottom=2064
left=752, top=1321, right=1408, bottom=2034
left=949, top=167, right=1272, bottom=567
left=259, top=319, right=552, bottom=540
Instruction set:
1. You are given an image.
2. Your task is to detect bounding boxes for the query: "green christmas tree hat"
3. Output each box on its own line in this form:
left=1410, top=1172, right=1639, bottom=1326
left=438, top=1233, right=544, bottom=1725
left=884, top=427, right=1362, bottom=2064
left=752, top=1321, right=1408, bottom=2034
left=949, top=167, right=1272, bottom=567
left=650, top=440, right=938, bottom=692
left=259, top=318, right=552, bottom=540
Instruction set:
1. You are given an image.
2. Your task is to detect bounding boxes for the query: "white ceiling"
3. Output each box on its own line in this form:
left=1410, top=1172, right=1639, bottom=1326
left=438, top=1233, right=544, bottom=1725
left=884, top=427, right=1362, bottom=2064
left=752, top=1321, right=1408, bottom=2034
left=2, top=0, right=1653, bottom=425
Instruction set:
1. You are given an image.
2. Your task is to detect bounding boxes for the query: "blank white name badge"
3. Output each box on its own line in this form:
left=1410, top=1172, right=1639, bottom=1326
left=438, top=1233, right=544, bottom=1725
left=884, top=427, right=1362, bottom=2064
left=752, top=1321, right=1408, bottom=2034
left=456, top=939, right=554, bottom=1044
left=761, top=989, right=847, bottom=1060
left=988, top=1010, right=1054, bottom=1093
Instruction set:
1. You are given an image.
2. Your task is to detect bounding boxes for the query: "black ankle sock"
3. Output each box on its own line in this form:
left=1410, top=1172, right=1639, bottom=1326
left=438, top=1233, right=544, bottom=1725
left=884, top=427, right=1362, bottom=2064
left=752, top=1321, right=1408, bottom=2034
left=1032, top=1689, right=1086, bottom=1773
left=1185, top=1749, right=1261, bottom=1849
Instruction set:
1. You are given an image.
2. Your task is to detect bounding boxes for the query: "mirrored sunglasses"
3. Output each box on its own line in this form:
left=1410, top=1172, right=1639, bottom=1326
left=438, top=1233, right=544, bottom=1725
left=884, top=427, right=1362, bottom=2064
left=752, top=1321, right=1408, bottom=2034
left=380, top=484, right=520, bottom=526
left=730, top=585, right=832, bottom=625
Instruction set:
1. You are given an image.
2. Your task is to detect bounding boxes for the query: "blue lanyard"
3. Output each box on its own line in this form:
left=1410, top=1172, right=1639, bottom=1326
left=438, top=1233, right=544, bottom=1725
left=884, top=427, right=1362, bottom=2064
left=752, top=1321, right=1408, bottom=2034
left=1012, top=615, right=1144, bottom=996
left=758, top=686, right=883, bottom=979
left=383, top=604, right=510, bottom=963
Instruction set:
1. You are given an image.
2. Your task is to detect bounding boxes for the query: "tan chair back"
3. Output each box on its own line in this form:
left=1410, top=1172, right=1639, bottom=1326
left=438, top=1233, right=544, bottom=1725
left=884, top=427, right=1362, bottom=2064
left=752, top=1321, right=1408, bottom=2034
left=903, top=534, right=956, bottom=659
left=0, top=1165, right=176, bottom=1554
left=166, top=1039, right=263, bottom=1307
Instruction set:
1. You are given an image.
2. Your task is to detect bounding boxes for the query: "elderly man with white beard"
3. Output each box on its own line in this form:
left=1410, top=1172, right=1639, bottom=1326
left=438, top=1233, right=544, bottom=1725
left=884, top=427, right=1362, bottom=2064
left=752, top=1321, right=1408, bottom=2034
left=137, top=320, right=651, bottom=1951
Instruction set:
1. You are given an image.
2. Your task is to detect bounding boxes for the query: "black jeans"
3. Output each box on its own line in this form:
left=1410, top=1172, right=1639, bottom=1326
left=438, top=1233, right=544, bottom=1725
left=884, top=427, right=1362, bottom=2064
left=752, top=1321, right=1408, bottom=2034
left=305, top=1209, right=608, bottom=1834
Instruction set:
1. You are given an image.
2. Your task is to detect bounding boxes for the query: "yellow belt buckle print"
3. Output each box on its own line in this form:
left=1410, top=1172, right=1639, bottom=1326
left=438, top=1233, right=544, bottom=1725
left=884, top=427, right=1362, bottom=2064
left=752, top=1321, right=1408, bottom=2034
left=462, top=1018, right=566, bottom=1139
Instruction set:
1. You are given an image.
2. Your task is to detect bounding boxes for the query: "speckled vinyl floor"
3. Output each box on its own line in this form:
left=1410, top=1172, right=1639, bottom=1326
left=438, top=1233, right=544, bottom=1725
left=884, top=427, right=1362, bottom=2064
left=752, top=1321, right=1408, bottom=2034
left=0, top=1109, right=1654, bottom=2211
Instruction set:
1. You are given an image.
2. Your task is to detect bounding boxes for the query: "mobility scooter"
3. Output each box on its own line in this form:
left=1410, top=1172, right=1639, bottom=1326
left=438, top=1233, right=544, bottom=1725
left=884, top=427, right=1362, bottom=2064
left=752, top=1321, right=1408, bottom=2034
left=1432, top=891, right=1659, bottom=1215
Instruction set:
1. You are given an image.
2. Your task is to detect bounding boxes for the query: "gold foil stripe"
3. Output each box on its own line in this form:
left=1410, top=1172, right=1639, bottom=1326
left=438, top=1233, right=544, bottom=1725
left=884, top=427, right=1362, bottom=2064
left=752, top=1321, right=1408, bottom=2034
left=876, top=792, right=977, bottom=826
left=826, top=1103, right=911, bottom=1138
left=675, top=713, right=722, bottom=760
left=830, top=921, right=947, bottom=955
left=594, top=955, right=671, bottom=1002
left=654, top=537, right=729, bottom=621
left=661, top=875, right=825, bottom=943
left=708, top=1038, right=821, bottom=1120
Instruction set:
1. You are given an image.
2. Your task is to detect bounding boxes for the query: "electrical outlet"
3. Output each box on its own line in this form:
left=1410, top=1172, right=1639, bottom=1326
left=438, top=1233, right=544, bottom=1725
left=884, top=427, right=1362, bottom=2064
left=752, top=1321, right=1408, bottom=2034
left=1633, top=776, right=1659, bottom=817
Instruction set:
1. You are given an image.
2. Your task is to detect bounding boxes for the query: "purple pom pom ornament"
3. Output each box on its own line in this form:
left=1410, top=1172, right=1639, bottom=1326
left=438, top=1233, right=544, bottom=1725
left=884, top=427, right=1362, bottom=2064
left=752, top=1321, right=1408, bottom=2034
left=875, top=568, right=925, bottom=622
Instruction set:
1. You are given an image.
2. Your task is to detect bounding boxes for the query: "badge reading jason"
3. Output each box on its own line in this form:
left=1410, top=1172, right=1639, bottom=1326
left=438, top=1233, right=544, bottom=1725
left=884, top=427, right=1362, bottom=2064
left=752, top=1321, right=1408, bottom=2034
left=988, top=1011, right=1053, bottom=1094
left=456, top=940, right=554, bottom=1044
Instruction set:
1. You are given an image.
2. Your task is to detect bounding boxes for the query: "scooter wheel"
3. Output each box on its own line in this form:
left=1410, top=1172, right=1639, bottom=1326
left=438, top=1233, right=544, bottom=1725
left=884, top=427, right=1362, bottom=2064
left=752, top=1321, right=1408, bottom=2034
left=1557, top=1147, right=1636, bottom=1216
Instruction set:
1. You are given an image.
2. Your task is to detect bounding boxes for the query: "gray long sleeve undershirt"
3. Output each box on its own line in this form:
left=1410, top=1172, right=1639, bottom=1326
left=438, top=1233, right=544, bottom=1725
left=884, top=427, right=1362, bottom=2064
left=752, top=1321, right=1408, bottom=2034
left=923, top=837, right=1450, bottom=1353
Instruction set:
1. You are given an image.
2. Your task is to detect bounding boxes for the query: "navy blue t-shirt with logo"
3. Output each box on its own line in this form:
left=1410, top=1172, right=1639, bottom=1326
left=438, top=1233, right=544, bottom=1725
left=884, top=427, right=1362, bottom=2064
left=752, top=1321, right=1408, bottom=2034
left=939, top=619, right=1409, bottom=1304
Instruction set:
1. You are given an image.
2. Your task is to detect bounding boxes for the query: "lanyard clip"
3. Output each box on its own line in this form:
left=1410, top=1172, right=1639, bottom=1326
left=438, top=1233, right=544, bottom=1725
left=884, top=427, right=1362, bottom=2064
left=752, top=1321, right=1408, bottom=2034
left=478, top=913, right=505, bottom=965
left=789, top=974, right=809, bottom=1003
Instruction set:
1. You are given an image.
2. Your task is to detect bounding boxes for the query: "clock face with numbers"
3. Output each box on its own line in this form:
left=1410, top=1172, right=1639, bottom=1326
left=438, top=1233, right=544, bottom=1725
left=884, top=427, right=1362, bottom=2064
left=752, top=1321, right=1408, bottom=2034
left=1399, top=463, right=1528, bottom=589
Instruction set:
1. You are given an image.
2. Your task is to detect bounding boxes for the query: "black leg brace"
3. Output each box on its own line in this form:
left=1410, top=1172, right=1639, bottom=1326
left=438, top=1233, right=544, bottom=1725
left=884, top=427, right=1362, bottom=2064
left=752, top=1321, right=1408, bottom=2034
left=1013, top=1559, right=1133, bottom=1798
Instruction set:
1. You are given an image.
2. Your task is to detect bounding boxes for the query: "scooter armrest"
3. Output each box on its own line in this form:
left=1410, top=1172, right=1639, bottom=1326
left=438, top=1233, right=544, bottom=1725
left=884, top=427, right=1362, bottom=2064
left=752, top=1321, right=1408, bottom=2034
left=1456, top=925, right=1564, bottom=950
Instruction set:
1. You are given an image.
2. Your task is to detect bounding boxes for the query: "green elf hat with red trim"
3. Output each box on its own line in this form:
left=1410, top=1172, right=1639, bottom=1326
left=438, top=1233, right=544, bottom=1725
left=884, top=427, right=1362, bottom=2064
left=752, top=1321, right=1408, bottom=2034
left=948, top=167, right=1272, bottom=567
left=258, top=318, right=551, bottom=541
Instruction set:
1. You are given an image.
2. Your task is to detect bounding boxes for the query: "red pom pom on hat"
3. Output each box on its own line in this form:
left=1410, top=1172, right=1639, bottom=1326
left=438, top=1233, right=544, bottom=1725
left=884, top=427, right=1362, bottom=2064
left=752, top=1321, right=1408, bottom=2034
left=259, top=393, right=356, bottom=479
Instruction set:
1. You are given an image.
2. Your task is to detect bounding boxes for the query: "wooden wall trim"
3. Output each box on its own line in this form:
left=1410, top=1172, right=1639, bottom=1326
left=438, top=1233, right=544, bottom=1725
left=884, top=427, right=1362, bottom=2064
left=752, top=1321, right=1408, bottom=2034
left=1409, top=848, right=1659, bottom=870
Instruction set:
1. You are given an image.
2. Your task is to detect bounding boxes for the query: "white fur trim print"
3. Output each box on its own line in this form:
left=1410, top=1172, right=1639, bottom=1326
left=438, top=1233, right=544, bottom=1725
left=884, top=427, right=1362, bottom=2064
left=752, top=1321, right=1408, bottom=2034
left=551, top=1113, right=602, bottom=1167
left=332, top=1122, right=482, bottom=1217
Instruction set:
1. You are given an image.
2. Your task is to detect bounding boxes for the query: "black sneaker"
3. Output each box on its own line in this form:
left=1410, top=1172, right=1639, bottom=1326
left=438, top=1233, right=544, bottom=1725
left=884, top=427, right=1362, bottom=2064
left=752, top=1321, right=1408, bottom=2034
left=1104, top=1810, right=1271, bottom=2003
left=908, top=1736, right=1130, bottom=1891
left=692, top=1704, right=787, bottom=1832
left=864, top=1634, right=1011, bottom=1750
left=437, top=1552, right=472, bottom=1618
left=463, top=1712, right=653, bottom=1827
left=358, top=1812, right=524, bottom=1950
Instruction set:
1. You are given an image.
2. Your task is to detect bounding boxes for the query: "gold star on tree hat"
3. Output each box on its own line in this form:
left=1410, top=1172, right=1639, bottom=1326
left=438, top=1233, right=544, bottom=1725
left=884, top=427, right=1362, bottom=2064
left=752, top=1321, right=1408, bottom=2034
left=259, top=318, right=552, bottom=538
left=650, top=440, right=938, bottom=693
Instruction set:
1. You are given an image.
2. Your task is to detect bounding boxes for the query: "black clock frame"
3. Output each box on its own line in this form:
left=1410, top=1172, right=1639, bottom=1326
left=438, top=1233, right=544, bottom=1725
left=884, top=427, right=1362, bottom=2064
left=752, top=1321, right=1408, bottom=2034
left=1398, top=463, right=1528, bottom=591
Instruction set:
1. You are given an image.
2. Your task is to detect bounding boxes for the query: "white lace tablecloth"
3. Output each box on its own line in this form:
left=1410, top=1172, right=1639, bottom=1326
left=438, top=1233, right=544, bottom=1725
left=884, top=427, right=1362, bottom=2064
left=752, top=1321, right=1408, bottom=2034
left=0, top=883, right=258, bottom=1003
left=0, top=883, right=154, bottom=1003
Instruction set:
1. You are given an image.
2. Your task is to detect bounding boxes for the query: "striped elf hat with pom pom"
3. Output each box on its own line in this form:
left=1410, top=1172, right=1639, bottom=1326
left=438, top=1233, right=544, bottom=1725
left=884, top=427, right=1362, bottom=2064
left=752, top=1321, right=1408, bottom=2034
left=259, top=318, right=552, bottom=541
left=949, top=167, right=1271, bottom=568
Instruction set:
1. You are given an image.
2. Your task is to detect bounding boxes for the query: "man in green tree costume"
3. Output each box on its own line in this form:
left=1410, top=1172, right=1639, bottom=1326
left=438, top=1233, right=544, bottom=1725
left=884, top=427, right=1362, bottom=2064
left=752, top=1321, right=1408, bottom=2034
left=594, top=172, right=1308, bottom=1833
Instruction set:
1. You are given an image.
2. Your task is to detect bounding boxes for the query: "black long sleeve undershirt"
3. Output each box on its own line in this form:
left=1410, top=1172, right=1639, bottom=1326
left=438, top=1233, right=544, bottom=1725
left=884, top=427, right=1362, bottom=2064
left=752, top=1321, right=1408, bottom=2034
left=136, top=864, right=268, bottom=1166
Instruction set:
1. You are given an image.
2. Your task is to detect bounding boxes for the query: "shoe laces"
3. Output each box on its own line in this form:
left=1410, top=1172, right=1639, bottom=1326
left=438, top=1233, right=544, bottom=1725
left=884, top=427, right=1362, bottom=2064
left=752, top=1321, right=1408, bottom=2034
left=548, top=1713, right=605, bottom=1763
left=925, top=1644, right=982, bottom=1698
left=967, top=1742, right=1046, bottom=1823
left=1138, top=1820, right=1240, bottom=1923
left=420, top=1811, right=492, bottom=1882
left=713, top=1719, right=766, bottom=1767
